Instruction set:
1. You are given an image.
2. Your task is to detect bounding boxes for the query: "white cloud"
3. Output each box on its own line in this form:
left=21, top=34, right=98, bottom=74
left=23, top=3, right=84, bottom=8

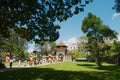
left=112, top=13, right=120, bottom=20
left=62, top=36, right=120, bottom=45
left=63, top=37, right=78, bottom=45
left=118, top=36, right=120, bottom=41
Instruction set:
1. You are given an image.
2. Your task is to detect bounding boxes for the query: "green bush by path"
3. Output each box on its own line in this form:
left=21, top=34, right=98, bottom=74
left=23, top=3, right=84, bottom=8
left=0, top=62, right=120, bottom=80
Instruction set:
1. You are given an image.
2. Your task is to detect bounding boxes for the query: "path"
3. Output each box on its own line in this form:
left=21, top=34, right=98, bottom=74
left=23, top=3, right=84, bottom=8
left=0, top=62, right=60, bottom=72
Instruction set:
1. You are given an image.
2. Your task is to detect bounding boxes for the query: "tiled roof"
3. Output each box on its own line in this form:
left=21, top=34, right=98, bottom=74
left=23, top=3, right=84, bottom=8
left=55, top=48, right=66, bottom=51
left=56, top=42, right=67, bottom=47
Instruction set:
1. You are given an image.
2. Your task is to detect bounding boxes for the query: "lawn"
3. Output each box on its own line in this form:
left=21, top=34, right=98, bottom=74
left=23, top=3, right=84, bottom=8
left=0, top=62, right=120, bottom=80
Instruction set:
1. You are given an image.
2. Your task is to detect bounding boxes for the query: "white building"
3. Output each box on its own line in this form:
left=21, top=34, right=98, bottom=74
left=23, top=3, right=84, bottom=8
left=67, top=43, right=79, bottom=52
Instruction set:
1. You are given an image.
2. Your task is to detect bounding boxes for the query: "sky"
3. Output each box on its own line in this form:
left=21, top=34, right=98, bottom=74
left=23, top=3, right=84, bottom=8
left=28, top=0, right=120, bottom=53
left=55, top=0, right=120, bottom=44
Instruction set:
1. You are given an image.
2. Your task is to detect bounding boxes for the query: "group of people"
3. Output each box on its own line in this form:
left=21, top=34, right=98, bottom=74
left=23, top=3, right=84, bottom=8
left=4, top=52, right=65, bottom=68
left=19, top=55, right=63, bottom=67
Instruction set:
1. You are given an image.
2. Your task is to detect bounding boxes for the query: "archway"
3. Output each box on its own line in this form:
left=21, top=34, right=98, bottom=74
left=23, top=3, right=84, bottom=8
left=58, top=54, right=64, bottom=62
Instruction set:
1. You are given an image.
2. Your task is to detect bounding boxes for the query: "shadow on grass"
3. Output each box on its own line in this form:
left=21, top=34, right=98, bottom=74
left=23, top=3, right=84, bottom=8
left=77, top=62, right=120, bottom=72
left=0, top=67, right=105, bottom=80
left=96, top=65, right=120, bottom=71
left=0, top=66, right=120, bottom=80
left=77, top=63, right=96, bottom=67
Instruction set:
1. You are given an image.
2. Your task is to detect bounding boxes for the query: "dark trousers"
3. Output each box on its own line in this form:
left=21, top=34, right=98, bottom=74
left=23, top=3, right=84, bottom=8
left=10, top=62, right=12, bottom=68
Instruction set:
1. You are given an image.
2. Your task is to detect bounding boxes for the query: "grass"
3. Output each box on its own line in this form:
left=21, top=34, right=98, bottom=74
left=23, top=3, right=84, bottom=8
left=0, top=62, right=120, bottom=80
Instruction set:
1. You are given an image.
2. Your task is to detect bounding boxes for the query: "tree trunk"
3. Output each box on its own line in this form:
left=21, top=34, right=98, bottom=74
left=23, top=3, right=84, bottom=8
left=118, top=53, right=120, bottom=66
left=95, top=52, right=102, bottom=68
left=94, top=31, right=102, bottom=68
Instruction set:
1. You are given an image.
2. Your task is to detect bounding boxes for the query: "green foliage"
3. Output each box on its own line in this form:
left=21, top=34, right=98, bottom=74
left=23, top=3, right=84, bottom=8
left=113, top=0, right=120, bottom=13
left=0, top=32, right=28, bottom=59
left=35, top=41, right=55, bottom=56
left=112, top=41, right=120, bottom=54
left=72, top=50, right=85, bottom=59
left=81, top=12, right=102, bottom=33
left=0, top=0, right=93, bottom=41
left=81, top=12, right=117, bottom=67
left=111, top=41, right=120, bottom=64
left=17, top=48, right=29, bottom=60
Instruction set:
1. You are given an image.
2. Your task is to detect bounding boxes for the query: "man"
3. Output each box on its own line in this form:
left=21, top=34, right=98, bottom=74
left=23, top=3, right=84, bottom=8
left=10, top=58, right=13, bottom=68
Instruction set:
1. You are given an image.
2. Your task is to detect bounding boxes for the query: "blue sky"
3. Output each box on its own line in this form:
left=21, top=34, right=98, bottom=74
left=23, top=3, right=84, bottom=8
left=56, top=0, right=120, bottom=43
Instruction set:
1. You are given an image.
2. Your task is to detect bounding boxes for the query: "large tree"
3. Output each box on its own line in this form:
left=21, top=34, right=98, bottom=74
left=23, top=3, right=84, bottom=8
left=0, top=32, right=27, bottom=57
left=72, top=50, right=85, bottom=60
left=81, top=12, right=117, bottom=68
left=0, top=0, right=93, bottom=42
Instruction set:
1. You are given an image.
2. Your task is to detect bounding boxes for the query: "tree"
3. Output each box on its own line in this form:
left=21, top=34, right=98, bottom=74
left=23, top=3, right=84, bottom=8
left=72, top=50, right=85, bottom=59
left=113, top=0, right=120, bottom=13
left=0, top=32, right=27, bottom=58
left=77, top=36, right=88, bottom=53
left=0, top=0, right=93, bottom=41
left=112, top=41, right=120, bottom=66
left=34, top=40, right=56, bottom=56
left=81, top=12, right=117, bottom=68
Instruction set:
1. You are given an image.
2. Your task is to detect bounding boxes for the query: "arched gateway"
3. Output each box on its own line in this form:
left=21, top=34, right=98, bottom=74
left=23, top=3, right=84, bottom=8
left=52, top=42, right=72, bottom=62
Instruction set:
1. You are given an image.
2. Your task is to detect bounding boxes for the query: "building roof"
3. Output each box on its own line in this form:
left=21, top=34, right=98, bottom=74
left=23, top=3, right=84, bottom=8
left=53, top=42, right=72, bottom=55
left=56, top=42, right=67, bottom=47
left=55, top=48, right=66, bottom=51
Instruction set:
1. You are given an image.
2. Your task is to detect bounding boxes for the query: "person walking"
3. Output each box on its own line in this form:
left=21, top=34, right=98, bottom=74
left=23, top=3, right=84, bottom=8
left=18, top=59, right=21, bottom=67
left=10, top=58, right=13, bottom=68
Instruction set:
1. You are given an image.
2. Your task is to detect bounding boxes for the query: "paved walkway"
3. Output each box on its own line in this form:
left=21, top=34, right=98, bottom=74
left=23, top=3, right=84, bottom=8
left=0, top=62, right=60, bottom=72
left=0, top=67, right=24, bottom=72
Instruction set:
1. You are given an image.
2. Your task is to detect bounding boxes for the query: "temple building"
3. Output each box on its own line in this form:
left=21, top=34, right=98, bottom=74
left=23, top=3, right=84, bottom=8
left=53, top=42, right=72, bottom=62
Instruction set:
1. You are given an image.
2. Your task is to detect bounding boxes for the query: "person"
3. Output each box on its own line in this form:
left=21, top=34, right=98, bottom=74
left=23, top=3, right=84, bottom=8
left=24, top=60, right=27, bottom=67
left=0, top=59, right=6, bottom=69
left=10, top=58, right=13, bottom=68
left=18, top=59, right=21, bottom=67
left=29, top=55, right=33, bottom=66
